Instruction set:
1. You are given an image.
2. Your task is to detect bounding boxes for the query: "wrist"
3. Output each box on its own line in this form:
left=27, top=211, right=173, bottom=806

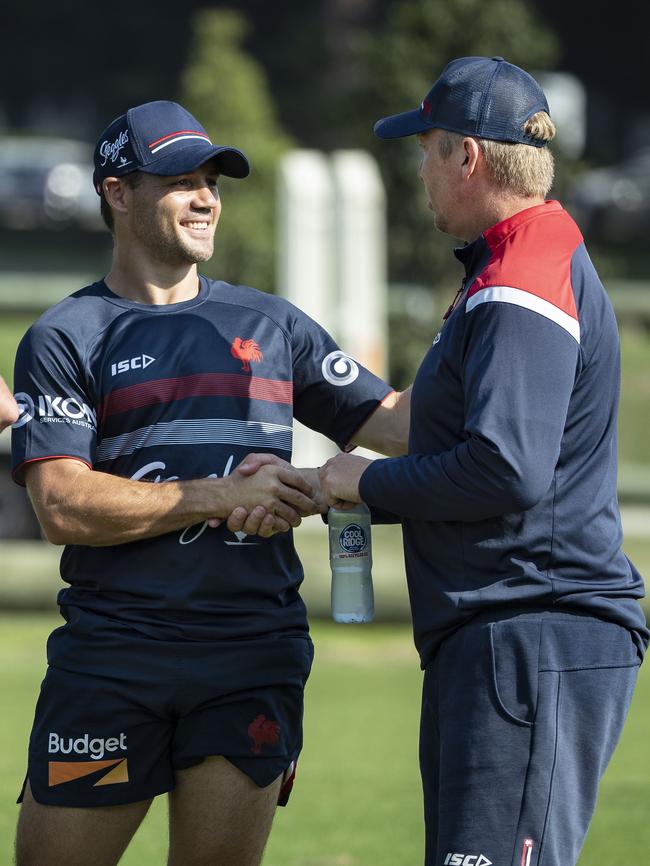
left=180, top=476, right=235, bottom=522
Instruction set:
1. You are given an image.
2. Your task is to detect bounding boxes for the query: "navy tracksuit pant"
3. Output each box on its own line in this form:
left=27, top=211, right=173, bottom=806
left=420, top=609, right=642, bottom=866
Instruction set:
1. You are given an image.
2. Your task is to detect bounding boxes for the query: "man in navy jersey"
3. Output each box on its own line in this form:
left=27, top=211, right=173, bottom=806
left=320, top=57, right=648, bottom=866
left=11, top=100, right=408, bottom=866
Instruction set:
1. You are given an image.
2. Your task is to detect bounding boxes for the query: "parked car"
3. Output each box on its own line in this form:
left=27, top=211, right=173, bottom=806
left=569, top=148, right=650, bottom=242
left=0, top=136, right=101, bottom=229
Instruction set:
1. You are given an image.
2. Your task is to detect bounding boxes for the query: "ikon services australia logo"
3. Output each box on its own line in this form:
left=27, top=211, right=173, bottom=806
left=13, top=392, right=96, bottom=430
left=47, top=731, right=129, bottom=788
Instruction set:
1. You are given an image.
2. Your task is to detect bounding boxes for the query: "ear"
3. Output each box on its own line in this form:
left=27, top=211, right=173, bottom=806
left=461, top=138, right=481, bottom=179
left=102, top=177, right=130, bottom=216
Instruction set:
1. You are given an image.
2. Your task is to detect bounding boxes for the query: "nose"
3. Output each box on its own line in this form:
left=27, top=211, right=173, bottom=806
left=193, top=183, right=220, bottom=209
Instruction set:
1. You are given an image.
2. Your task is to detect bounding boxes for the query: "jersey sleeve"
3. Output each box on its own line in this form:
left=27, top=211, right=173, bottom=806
left=290, top=306, right=393, bottom=449
left=359, top=301, right=580, bottom=521
left=11, top=321, right=97, bottom=485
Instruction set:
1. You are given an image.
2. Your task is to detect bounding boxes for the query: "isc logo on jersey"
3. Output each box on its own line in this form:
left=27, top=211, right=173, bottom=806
left=111, top=354, right=156, bottom=376
left=444, top=855, right=492, bottom=866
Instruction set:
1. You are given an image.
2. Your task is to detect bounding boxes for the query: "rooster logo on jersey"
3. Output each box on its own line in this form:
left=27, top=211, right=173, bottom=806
left=230, top=337, right=263, bottom=372
left=247, top=714, right=280, bottom=754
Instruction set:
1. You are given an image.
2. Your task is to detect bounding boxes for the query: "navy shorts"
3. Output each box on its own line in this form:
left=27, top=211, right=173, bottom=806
left=22, top=632, right=313, bottom=808
left=420, top=609, right=642, bottom=866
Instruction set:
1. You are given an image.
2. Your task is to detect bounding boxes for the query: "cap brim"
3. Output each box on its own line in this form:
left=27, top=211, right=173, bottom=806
left=374, top=108, right=433, bottom=139
left=142, top=143, right=250, bottom=179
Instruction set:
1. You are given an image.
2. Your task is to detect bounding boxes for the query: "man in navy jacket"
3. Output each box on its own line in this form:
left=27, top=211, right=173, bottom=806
left=321, top=56, right=648, bottom=866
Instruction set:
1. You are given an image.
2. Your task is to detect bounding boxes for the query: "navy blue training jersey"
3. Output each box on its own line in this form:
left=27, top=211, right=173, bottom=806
left=360, top=201, right=649, bottom=666
left=12, top=277, right=392, bottom=642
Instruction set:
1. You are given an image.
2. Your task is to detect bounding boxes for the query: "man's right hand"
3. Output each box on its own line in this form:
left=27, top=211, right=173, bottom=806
left=220, top=458, right=316, bottom=536
left=218, top=454, right=322, bottom=538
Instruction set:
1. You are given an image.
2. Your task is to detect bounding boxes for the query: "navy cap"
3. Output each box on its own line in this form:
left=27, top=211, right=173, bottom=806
left=93, top=100, right=250, bottom=194
left=374, top=56, right=550, bottom=147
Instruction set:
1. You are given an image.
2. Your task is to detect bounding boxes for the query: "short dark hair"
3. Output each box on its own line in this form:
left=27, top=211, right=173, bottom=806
left=99, top=171, right=143, bottom=232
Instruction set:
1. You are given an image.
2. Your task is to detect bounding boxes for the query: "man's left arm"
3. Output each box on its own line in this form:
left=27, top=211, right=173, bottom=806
left=348, top=386, right=411, bottom=456
left=321, top=303, right=581, bottom=519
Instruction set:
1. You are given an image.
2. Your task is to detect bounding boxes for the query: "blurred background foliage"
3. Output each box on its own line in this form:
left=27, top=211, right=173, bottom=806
left=180, top=8, right=294, bottom=291
left=1, top=0, right=650, bottom=409
left=344, top=0, right=559, bottom=287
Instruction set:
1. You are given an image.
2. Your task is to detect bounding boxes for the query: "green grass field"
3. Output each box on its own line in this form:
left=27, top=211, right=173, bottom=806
left=0, top=614, right=648, bottom=866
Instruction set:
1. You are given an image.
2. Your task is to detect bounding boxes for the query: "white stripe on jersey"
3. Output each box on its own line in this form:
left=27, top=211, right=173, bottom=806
left=96, top=418, right=292, bottom=462
left=466, top=285, right=580, bottom=344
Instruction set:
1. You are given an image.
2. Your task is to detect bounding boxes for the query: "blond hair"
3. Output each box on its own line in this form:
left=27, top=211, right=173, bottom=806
left=438, top=112, right=556, bottom=198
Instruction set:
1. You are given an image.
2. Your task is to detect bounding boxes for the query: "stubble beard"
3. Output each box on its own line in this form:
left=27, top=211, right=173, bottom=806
left=131, top=203, right=215, bottom=267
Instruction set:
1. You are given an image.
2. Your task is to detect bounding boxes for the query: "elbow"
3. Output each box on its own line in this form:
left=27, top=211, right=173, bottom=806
left=501, top=472, right=552, bottom=513
left=40, top=518, right=73, bottom=546
left=383, top=434, right=409, bottom=457
left=37, top=505, right=80, bottom=546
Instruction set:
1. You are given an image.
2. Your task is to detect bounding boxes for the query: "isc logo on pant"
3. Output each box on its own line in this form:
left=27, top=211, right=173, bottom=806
left=111, top=355, right=156, bottom=376
left=444, top=855, right=492, bottom=866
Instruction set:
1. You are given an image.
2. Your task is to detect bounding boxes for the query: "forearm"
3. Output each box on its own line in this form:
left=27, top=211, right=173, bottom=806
left=30, top=468, right=233, bottom=547
left=27, top=458, right=315, bottom=547
left=352, top=386, right=411, bottom=456
left=359, top=436, right=555, bottom=522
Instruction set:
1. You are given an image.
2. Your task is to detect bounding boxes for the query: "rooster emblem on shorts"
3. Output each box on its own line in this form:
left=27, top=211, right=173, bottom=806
left=230, top=337, right=263, bottom=372
left=248, top=714, right=280, bottom=754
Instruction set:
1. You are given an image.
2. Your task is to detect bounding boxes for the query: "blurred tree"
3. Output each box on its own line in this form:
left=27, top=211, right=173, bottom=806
left=334, top=0, right=560, bottom=385
left=179, top=8, right=294, bottom=292
left=350, top=0, right=559, bottom=287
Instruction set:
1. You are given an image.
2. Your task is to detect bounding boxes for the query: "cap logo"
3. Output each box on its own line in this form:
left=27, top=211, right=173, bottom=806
left=99, top=130, right=131, bottom=168
left=148, top=130, right=212, bottom=155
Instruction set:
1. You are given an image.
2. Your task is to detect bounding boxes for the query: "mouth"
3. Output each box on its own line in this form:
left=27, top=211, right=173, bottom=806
left=180, top=219, right=212, bottom=234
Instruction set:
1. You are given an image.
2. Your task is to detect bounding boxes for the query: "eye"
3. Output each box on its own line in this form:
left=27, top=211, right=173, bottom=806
left=172, top=177, right=192, bottom=188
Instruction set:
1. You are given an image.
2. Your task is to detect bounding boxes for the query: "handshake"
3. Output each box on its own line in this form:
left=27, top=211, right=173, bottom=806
left=215, top=451, right=372, bottom=538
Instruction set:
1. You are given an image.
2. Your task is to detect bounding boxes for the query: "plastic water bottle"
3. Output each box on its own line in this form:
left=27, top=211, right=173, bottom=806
left=328, top=504, right=374, bottom=623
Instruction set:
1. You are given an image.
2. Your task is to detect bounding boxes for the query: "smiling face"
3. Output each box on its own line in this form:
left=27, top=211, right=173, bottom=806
left=124, top=160, right=222, bottom=267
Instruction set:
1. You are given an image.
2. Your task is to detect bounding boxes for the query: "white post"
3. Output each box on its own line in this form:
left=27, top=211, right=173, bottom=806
left=277, top=151, right=338, bottom=467
left=277, top=149, right=389, bottom=465
left=331, top=150, right=388, bottom=458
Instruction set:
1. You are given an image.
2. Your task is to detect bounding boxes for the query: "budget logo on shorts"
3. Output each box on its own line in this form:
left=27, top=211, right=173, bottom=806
left=321, top=351, right=359, bottom=386
left=47, top=731, right=129, bottom=787
left=338, top=523, right=368, bottom=554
